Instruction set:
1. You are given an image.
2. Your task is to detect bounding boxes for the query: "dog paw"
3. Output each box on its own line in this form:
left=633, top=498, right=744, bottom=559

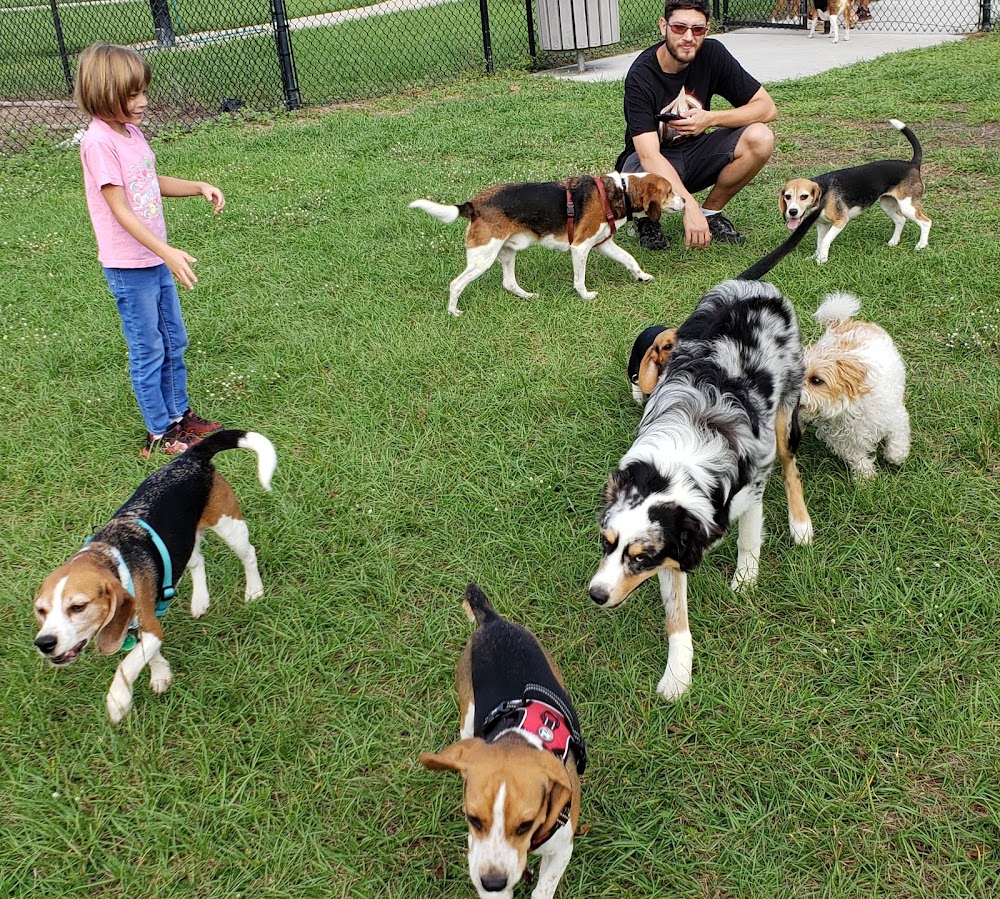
left=448, top=308, right=464, bottom=318
left=790, top=517, right=814, bottom=546
left=245, top=584, right=264, bottom=602
left=850, top=459, right=878, bottom=480
left=578, top=290, right=597, bottom=301
left=150, top=665, right=173, bottom=695
left=888, top=236, right=901, bottom=247
left=636, top=271, right=654, bottom=283
left=656, top=668, right=691, bottom=701
left=731, top=566, right=758, bottom=593
left=190, top=593, right=211, bottom=618
left=106, top=685, right=133, bottom=723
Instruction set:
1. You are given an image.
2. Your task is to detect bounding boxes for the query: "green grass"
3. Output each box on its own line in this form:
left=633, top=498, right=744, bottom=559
left=2, top=31, right=1000, bottom=899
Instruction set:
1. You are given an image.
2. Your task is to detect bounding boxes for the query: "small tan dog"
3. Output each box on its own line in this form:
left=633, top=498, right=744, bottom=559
left=420, top=583, right=585, bottom=899
left=801, top=292, right=911, bottom=479
left=807, top=0, right=856, bottom=43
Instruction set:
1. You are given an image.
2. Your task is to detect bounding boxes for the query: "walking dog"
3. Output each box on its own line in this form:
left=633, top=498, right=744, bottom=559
left=420, top=583, right=585, bottom=899
left=33, top=430, right=276, bottom=722
left=780, top=119, right=931, bottom=264
left=592, top=216, right=820, bottom=701
left=807, top=0, right=856, bottom=43
left=410, top=172, right=683, bottom=316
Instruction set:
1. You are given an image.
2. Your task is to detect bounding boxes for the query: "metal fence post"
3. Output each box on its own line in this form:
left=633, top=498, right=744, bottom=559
left=48, top=0, right=73, bottom=95
left=149, top=0, right=175, bottom=47
left=982, top=0, right=992, bottom=30
left=525, top=0, right=537, bottom=62
left=271, top=0, right=301, bottom=110
left=480, top=0, right=494, bottom=74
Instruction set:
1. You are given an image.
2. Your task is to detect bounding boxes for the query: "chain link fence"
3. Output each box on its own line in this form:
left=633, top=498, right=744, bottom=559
left=1, top=0, right=990, bottom=154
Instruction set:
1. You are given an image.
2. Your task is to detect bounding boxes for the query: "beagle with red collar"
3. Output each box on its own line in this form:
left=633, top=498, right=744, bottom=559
left=33, top=430, right=276, bottom=722
left=420, top=583, right=585, bottom=899
left=410, top=172, right=683, bottom=316
left=780, top=119, right=931, bottom=264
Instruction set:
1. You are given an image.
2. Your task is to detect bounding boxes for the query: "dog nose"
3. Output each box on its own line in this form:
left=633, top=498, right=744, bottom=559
left=34, top=634, right=58, bottom=655
left=479, top=871, right=509, bottom=893
left=589, top=585, right=609, bottom=605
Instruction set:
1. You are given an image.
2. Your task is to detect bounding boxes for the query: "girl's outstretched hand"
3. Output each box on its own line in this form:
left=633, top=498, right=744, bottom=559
left=200, top=182, right=226, bottom=214
left=162, top=246, right=199, bottom=290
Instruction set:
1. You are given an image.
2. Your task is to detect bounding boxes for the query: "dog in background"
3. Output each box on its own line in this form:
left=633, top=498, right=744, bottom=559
left=801, top=292, right=910, bottom=479
left=410, top=172, right=683, bottom=316
left=420, top=583, right=585, bottom=899
left=780, top=119, right=932, bottom=264
left=627, top=325, right=677, bottom=405
left=807, top=0, right=856, bottom=42
left=33, top=430, right=276, bottom=722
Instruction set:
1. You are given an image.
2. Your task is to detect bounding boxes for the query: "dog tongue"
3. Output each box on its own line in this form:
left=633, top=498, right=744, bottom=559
left=787, top=216, right=802, bottom=230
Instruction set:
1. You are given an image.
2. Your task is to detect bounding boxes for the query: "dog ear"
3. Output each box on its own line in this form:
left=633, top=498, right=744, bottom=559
left=675, top=510, right=721, bottom=571
left=537, top=752, right=573, bottom=841
left=646, top=200, right=662, bottom=223
left=602, top=468, right=631, bottom=508
left=779, top=186, right=788, bottom=216
left=833, top=356, right=870, bottom=401
left=94, top=579, right=135, bottom=655
left=637, top=329, right=677, bottom=394
left=419, top=739, right=484, bottom=775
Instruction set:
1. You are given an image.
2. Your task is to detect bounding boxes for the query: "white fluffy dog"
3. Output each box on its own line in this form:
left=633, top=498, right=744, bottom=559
left=800, top=292, right=910, bottom=479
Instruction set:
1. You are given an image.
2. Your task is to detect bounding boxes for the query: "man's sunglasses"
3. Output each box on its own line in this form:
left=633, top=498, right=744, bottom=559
left=667, top=22, right=709, bottom=36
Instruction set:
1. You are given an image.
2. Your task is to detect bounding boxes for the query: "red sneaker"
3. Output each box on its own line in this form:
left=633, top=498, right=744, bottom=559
left=180, top=409, right=223, bottom=437
left=142, top=421, right=194, bottom=458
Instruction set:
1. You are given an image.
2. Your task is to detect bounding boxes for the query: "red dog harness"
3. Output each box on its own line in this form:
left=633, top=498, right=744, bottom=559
left=480, top=685, right=587, bottom=851
left=566, top=177, right=618, bottom=247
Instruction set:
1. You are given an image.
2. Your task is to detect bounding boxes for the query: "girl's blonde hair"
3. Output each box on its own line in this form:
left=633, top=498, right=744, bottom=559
left=74, top=42, right=151, bottom=121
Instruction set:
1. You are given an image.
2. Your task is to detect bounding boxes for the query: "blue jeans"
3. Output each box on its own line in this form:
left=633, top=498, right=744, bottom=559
left=103, top=264, right=189, bottom=436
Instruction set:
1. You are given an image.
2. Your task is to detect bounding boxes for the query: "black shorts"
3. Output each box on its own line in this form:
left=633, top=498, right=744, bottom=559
left=619, top=126, right=748, bottom=194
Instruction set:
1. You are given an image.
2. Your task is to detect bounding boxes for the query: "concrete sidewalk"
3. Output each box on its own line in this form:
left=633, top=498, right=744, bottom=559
left=544, top=26, right=964, bottom=85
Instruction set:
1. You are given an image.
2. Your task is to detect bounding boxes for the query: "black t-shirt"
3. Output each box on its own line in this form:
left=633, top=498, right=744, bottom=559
left=617, top=39, right=762, bottom=171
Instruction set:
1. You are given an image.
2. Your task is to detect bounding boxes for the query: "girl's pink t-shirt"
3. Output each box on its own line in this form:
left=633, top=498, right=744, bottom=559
left=80, top=118, right=167, bottom=268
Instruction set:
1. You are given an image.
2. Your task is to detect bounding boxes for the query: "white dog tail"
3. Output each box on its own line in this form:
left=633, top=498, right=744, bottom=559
left=814, top=291, right=861, bottom=326
left=238, top=431, right=277, bottom=492
left=409, top=198, right=467, bottom=224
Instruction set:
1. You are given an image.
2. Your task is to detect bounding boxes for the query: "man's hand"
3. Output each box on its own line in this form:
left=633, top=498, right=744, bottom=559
left=683, top=201, right=711, bottom=249
left=670, top=108, right=713, bottom=138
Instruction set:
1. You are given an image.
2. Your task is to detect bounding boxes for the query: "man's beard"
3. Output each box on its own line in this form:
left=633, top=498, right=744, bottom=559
left=663, top=36, right=697, bottom=65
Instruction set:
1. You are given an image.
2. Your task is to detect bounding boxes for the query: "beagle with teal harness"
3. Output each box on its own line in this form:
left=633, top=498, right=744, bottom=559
left=33, top=429, right=276, bottom=723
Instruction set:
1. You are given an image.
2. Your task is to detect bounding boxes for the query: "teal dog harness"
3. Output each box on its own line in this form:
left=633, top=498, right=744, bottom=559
left=83, top=518, right=175, bottom=651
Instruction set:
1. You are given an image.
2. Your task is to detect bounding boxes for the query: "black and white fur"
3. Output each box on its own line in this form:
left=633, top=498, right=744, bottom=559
left=590, top=282, right=814, bottom=700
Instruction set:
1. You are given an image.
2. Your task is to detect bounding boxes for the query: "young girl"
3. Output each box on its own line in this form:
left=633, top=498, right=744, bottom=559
left=75, top=42, right=226, bottom=457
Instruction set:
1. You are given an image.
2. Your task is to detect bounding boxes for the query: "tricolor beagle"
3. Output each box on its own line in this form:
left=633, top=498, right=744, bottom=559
left=420, top=583, right=585, bottom=899
left=780, top=119, right=931, bottom=264
left=410, top=172, right=683, bottom=316
left=33, top=430, right=276, bottom=722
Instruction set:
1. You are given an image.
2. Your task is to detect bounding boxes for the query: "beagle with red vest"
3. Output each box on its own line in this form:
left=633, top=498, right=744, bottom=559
left=32, top=430, right=275, bottom=723
left=410, top=172, right=683, bottom=316
left=421, top=583, right=585, bottom=899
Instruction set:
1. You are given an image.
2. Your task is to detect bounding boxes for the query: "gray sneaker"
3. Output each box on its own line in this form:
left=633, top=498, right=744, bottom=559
left=707, top=212, right=746, bottom=245
left=636, top=217, right=670, bottom=250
